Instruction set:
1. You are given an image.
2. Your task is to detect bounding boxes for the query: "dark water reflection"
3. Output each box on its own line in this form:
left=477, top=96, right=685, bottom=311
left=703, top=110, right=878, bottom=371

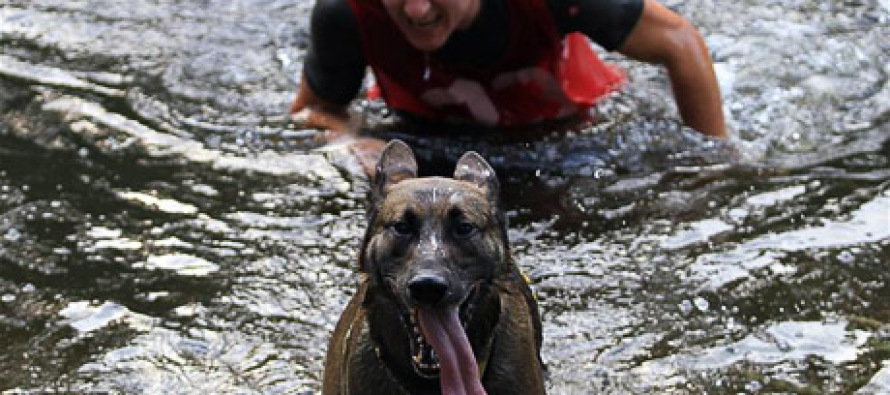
left=2, top=0, right=890, bottom=393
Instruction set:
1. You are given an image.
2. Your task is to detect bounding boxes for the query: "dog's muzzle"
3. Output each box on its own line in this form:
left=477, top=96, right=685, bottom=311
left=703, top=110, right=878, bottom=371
left=389, top=277, right=482, bottom=379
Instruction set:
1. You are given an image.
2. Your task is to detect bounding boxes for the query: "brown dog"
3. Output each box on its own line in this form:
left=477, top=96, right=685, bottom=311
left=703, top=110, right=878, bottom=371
left=323, top=140, right=545, bottom=394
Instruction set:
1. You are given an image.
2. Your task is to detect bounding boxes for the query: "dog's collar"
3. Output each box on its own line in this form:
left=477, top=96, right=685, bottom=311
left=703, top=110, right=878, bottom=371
left=475, top=330, right=495, bottom=379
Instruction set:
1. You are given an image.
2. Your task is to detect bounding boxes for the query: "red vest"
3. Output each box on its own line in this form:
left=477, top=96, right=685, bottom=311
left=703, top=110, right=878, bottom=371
left=347, top=0, right=623, bottom=126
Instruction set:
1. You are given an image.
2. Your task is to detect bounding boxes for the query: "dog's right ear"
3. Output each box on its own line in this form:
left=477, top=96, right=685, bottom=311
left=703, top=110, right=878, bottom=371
left=454, top=151, right=499, bottom=202
left=372, top=139, right=417, bottom=202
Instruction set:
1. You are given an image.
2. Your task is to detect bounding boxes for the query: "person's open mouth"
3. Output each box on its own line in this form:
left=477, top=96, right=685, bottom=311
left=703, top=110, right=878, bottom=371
left=407, top=12, right=443, bottom=31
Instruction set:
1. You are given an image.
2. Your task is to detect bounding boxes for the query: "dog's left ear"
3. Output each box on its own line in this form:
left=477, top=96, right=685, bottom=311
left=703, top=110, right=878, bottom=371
left=372, top=139, right=418, bottom=201
left=454, top=151, right=499, bottom=201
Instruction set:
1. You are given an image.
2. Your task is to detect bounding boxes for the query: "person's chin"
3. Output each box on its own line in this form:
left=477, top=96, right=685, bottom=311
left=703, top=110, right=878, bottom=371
left=408, top=38, right=445, bottom=52
left=402, top=26, right=449, bottom=52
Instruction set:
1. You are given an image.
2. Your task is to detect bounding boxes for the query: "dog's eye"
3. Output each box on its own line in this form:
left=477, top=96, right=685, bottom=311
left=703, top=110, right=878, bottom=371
left=390, top=221, right=415, bottom=236
left=453, top=222, right=478, bottom=238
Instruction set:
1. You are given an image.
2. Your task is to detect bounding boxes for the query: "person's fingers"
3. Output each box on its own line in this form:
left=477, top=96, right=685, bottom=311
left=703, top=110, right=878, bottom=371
left=313, top=129, right=354, bottom=144
left=349, top=137, right=387, bottom=178
left=290, top=108, right=311, bottom=124
left=292, top=109, right=351, bottom=145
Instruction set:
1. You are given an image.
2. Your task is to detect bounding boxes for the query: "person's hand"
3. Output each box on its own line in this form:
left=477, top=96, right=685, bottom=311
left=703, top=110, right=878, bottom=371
left=292, top=101, right=384, bottom=178
left=289, top=74, right=352, bottom=139
left=290, top=107, right=352, bottom=142
left=289, top=76, right=383, bottom=177
left=348, top=137, right=387, bottom=178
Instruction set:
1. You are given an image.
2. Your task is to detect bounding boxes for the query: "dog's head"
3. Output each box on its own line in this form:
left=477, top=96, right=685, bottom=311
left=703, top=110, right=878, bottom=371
left=359, top=140, right=508, bottom=390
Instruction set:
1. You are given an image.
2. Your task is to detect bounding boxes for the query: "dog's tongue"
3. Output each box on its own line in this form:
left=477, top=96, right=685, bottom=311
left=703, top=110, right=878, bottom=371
left=416, top=306, right=486, bottom=395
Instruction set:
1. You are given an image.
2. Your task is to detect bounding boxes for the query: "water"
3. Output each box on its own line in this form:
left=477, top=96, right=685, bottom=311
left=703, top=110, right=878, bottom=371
left=1, top=0, right=889, bottom=393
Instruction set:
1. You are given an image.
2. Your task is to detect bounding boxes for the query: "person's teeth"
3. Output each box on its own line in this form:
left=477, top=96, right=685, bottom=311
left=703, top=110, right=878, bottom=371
left=411, top=15, right=437, bottom=27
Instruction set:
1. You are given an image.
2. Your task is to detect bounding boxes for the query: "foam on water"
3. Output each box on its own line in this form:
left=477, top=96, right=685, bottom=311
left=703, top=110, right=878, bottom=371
left=60, top=301, right=156, bottom=333
left=138, top=254, right=220, bottom=277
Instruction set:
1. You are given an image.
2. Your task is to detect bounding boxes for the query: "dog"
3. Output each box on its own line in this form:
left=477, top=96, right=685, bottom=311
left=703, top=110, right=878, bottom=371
left=323, top=140, right=545, bottom=394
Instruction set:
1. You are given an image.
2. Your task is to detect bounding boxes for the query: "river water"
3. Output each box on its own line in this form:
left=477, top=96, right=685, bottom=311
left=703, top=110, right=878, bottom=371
left=1, top=0, right=889, bottom=393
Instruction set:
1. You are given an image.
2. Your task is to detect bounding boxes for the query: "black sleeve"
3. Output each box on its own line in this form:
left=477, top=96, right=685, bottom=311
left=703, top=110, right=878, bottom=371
left=302, top=0, right=366, bottom=105
left=546, top=0, right=645, bottom=51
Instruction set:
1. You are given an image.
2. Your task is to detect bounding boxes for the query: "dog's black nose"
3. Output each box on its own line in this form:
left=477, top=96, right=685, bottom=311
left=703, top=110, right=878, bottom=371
left=408, top=275, right=449, bottom=306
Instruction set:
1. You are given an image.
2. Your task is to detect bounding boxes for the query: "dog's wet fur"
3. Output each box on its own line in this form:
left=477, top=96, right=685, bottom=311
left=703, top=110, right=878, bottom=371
left=323, top=140, right=545, bottom=394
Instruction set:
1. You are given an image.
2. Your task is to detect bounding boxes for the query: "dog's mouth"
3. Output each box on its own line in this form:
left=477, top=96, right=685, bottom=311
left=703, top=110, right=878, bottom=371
left=407, top=309, right=442, bottom=377
left=396, top=282, right=482, bottom=380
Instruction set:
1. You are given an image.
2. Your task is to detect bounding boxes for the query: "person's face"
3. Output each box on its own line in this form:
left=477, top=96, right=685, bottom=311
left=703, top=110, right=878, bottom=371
left=381, top=0, right=481, bottom=52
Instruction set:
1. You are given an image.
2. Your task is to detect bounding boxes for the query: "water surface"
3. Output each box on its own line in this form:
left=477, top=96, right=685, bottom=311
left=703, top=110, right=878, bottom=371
left=1, top=0, right=889, bottom=393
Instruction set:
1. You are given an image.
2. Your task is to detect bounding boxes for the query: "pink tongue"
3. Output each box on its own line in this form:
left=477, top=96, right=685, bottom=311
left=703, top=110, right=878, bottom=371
left=416, top=307, right=487, bottom=395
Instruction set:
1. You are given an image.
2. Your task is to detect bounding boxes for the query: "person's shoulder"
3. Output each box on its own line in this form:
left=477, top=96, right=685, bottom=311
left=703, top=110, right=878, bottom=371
left=312, top=0, right=355, bottom=24
left=544, top=0, right=644, bottom=49
left=315, top=0, right=350, bottom=10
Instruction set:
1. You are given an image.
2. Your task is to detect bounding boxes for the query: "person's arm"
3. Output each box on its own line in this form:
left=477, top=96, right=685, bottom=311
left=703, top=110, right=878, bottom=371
left=617, top=0, right=727, bottom=138
left=290, top=0, right=366, bottom=139
left=291, top=74, right=351, bottom=135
